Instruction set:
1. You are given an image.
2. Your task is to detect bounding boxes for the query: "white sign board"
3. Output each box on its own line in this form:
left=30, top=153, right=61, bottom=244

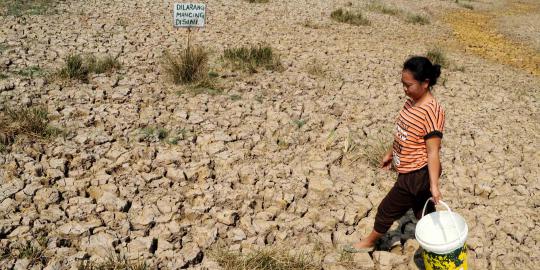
left=173, top=3, right=206, bottom=28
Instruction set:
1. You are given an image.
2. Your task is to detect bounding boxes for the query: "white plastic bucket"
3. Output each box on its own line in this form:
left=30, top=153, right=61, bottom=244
left=415, top=198, right=469, bottom=270
left=415, top=198, right=468, bottom=254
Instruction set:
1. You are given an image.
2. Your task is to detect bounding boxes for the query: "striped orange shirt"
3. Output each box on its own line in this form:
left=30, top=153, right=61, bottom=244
left=392, top=99, right=445, bottom=173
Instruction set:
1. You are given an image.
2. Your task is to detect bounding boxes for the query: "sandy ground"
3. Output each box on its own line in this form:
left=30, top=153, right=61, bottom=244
left=0, top=0, right=539, bottom=269
left=496, top=5, right=540, bottom=51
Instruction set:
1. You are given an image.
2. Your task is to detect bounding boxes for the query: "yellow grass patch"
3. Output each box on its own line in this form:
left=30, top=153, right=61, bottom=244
left=443, top=3, right=540, bottom=76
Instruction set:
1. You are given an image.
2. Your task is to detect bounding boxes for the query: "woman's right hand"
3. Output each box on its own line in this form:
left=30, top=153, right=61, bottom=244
left=430, top=186, right=442, bottom=205
left=380, top=150, right=393, bottom=170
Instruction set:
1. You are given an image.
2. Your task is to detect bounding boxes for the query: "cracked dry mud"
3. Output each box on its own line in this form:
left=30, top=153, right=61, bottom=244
left=0, top=0, right=538, bottom=269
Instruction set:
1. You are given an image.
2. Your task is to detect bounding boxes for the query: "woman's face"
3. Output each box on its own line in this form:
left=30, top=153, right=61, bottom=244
left=401, top=69, right=429, bottom=101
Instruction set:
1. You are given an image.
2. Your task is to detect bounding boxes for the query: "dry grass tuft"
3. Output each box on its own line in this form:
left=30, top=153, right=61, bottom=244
left=87, top=55, right=122, bottom=74
left=163, top=47, right=209, bottom=84
left=361, top=137, right=391, bottom=168
left=58, top=54, right=121, bottom=82
left=138, top=127, right=169, bottom=143
left=59, top=54, right=89, bottom=82
left=331, top=8, right=370, bottom=26
left=367, top=2, right=402, bottom=16
left=306, top=59, right=326, bottom=77
left=426, top=47, right=448, bottom=68
left=406, top=13, right=430, bottom=25
left=77, top=252, right=149, bottom=270
left=338, top=249, right=355, bottom=268
left=0, top=106, right=61, bottom=151
left=0, top=237, right=49, bottom=267
left=210, top=247, right=322, bottom=270
left=302, top=20, right=325, bottom=29
left=223, top=45, right=282, bottom=73
left=456, top=0, right=474, bottom=10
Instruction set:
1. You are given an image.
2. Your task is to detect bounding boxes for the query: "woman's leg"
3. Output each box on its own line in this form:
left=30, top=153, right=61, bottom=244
left=352, top=173, right=416, bottom=248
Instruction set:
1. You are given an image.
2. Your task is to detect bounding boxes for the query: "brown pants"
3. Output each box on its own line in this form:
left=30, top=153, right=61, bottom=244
left=374, top=166, right=435, bottom=234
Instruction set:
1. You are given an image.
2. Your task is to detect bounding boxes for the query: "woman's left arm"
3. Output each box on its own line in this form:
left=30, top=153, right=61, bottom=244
left=426, top=137, right=442, bottom=204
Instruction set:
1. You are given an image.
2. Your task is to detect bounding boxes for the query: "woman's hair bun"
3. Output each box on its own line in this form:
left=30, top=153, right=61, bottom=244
left=429, top=64, right=441, bottom=86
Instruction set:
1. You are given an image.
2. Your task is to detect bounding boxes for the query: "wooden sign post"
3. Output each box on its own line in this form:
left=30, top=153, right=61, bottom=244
left=173, top=3, right=206, bottom=50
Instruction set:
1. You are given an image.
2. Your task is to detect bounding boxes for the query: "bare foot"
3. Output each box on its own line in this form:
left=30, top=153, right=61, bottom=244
left=352, top=239, right=375, bottom=249
left=352, top=229, right=383, bottom=249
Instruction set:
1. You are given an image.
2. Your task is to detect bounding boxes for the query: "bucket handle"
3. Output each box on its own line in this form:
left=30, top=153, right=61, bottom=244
left=421, top=198, right=452, bottom=217
left=421, top=198, right=461, bottom=243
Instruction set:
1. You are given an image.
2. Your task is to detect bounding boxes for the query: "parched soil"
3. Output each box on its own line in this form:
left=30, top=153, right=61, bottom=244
left=0, top=0, right=538, bottom=269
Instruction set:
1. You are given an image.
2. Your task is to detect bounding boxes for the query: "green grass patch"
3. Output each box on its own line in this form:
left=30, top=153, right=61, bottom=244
left=0, top=73, right=8, bottom=80
left=210, top=247, right=321, bottom=270
left=223, top=45, right=282, bottom=73
left=406, top=13, right=430, bottom=25
left=157, top=128, right=168, bottom=140
left=246, top=0, right=269, bottom=3
left=331, top=8, right=370, bottom=26
left=0, top=0, right=57, bottom=16
left=426, top=47, right=448, bottom=68
left=16, top=66, right=46, bottom=77
left=138, top=127, right=193, bottom=145
left=58, top=54, right=121, bottom=82
left=292, top=119, right=306, bottom=129
left=230, top=94, right=241, bottom=101
left=139, top=127, right=191, bottom=145
left=139, top=127, right=169, bottom=142
left=168, top=138, right=180, bottom=145
left=208, top=71, right=220, bottom=78
left=59, top=54, right=89, bottom=82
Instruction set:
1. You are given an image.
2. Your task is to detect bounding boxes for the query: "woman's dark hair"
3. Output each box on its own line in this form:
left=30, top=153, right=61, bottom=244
left=403, top=56, right=441, bottom=87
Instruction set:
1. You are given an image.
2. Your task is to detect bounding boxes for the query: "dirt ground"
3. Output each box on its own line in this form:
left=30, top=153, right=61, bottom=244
left=0, top=0, right=538, bottom=269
